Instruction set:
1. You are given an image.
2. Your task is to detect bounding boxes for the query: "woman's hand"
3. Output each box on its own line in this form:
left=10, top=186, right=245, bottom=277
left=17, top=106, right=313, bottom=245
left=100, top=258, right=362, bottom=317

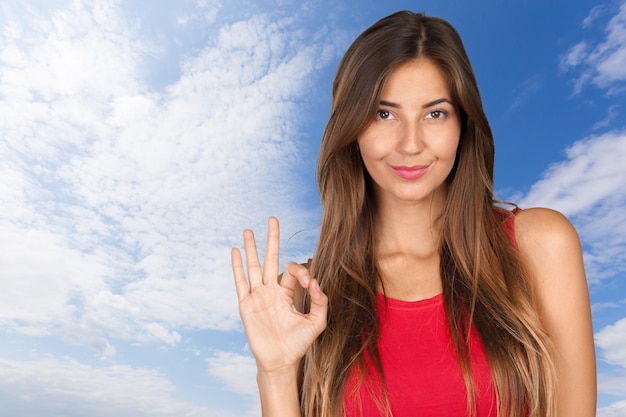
left=231, top=217, right=328, bottom=375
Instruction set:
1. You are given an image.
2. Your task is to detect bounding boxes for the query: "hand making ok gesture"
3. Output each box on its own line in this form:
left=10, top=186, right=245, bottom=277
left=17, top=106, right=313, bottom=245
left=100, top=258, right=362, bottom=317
left=231, top=217, right=328, bottom=375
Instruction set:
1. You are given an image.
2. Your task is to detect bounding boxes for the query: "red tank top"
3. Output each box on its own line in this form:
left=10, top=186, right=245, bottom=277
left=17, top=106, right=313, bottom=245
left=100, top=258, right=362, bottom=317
left=343, top=210, right=518, bottom=416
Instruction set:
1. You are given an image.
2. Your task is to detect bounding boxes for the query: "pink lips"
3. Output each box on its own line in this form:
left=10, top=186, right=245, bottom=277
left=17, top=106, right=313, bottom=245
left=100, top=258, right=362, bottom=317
left=391, top=165, right=430, bottom=180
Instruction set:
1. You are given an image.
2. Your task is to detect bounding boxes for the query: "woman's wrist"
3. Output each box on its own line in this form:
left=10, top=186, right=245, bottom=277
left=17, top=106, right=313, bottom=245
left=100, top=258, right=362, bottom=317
left=257, top=364, right=301, bottom=416
left=257, top=363, right=300, bottom=387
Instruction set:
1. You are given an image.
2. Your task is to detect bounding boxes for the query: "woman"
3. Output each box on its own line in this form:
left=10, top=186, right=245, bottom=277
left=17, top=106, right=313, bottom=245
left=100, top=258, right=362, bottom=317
left=231, top=11, right=596, bottom=417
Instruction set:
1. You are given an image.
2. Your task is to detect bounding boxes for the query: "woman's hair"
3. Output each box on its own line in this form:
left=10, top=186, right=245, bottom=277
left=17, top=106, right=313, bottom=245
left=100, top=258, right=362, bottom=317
left=302, top=11, right=557, bottom=417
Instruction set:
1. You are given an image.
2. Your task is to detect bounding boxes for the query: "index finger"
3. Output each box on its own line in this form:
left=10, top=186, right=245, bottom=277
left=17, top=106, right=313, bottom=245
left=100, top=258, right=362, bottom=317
left=279, top=261, right=311, bottom=290
left=262, top=216, right=280, bottom=285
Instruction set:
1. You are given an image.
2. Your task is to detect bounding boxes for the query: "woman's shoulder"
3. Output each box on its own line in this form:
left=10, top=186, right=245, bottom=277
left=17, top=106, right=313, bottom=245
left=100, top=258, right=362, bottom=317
left=513, top=207, right=580, bottom=251
left=509, top=211, right=595, bottom=414
left=512, top=207, right=585, bottom=291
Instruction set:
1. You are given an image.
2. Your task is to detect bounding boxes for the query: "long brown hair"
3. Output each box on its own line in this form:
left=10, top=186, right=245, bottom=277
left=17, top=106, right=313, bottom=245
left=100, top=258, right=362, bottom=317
left=302, top=11, right=556, bottom=417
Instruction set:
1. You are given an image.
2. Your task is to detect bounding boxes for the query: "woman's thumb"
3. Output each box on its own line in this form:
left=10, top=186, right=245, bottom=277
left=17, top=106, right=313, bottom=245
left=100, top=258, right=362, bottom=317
left=307, top=279, right=328, bottom=331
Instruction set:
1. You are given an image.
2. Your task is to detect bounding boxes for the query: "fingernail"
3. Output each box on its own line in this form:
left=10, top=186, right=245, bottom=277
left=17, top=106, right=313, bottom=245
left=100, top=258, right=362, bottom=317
left=303, top=275, right=311, bottom=285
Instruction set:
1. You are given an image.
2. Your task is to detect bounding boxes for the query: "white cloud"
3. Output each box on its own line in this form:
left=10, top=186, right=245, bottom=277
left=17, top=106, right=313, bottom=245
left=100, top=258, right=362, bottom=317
left=561, top=41, right=589, bottom=68
left=196, top=0, right=222, bottom=24
left=206, top=351, right=258, bottom=396
left=0, top=355, right=229, bottom=417
left=561, top=1, right=626, bottom=93
left=597, top=365, right=626, bottom=417
left=598, top=400, right=626, bottom=417
left=583, top=5, right=606, bottom=28
left=596, top=322, right=626, bottom=415
left=206, top=351, right=260, bottom=416
left=597, top=317, right=626, bottom=368
left=518, top=131, right=626, bottom=283
left=0, top=0, right=339, bottom=355
left=0, top=1, right=340, bottom=414
left=593, top=298, right=626, bottom=313
left=598, top=369, right=626, bottom=398
left=593, top=104, right=621, bottom=130
left=0, top=222, right=109, bottom=327
left=519, top=131, right=626, bottom=216
left=509, top=74, right=543, bottom=110
left=598, top=370, right=626, bottom=397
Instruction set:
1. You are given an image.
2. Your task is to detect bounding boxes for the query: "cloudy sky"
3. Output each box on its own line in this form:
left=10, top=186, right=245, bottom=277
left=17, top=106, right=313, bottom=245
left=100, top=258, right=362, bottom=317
left=0, top=0, right=624, bottom=416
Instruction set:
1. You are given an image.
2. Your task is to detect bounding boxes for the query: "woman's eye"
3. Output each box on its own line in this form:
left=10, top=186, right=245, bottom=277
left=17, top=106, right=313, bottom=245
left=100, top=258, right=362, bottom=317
left=427, top=110, right=447, bottom=120
left=376, top=110, right=393, bottom=120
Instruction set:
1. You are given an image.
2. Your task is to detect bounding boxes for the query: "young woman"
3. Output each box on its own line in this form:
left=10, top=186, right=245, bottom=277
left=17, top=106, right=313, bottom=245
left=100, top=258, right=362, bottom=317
left=231, top=11, right=596, bottom=417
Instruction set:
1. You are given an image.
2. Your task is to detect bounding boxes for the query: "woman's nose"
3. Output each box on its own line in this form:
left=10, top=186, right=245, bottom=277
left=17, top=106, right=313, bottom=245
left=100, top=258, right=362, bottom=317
left=397, top=120, right=424, bottom=155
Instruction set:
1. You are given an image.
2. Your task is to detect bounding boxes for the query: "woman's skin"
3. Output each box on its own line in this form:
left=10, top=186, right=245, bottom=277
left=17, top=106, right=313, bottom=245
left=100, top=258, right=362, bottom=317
left=515, top=208, right=596, bottom=416
left=357, top=59, right=460, bottom=301
left=232, top=59, right=596, bottom=416
left=232, top=217, right=326, bottom=416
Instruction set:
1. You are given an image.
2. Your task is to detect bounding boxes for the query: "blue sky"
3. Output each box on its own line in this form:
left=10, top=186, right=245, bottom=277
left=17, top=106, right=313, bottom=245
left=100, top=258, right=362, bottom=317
left=0, top=0, right=624, bottom=416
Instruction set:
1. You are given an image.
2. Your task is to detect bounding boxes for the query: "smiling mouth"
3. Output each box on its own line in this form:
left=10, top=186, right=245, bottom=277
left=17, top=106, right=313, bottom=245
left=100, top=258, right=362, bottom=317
left=391, top=165, right=430, bottom=180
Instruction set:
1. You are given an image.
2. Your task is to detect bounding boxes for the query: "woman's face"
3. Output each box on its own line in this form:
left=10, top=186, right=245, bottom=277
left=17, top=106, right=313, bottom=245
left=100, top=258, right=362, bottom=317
left=357, top=59, right=461, bottom=207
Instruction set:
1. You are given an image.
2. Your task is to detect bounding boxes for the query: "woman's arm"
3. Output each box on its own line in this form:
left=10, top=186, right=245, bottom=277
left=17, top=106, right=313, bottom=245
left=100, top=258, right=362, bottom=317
left=515, top=208, right=597, bottom=416
left=231, top=217, right=328, bottom=416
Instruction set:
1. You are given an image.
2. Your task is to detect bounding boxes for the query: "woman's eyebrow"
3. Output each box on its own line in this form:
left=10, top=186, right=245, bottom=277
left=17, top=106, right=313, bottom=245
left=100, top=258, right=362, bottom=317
left=379, top=100, right=400, bottom=108
left=378, top=98, right=453, bottom=109
left=422, top=98, right=453, bottom=108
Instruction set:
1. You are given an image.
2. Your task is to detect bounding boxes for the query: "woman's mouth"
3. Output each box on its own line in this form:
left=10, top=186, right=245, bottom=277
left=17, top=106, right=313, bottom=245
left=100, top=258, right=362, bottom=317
left=391, top=165, right=430, bottom=180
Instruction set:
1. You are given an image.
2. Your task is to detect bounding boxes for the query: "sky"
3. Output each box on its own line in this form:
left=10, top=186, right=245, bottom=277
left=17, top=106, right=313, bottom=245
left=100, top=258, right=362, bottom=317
left=0, top=0, right=624, bottom=416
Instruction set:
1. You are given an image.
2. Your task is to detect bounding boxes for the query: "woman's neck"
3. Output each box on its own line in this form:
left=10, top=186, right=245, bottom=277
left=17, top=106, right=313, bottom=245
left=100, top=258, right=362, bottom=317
left=373, top=190, right=445, bottom=257
left=372, top=191, right=447, bottom=300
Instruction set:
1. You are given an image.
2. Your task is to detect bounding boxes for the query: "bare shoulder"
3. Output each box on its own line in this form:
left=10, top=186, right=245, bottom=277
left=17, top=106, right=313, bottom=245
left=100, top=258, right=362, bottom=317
left=513, top=209, right=596, bottom=415
left=513, top=207, right=586, bottom=305
left=513, top=206, right=588, bottom=324
left=514, top=207, right=580, bottom=251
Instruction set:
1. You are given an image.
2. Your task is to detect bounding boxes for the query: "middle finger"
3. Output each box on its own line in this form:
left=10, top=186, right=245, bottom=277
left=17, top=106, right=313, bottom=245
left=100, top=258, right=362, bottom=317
left=243, top=229, right=263, bottom=290
left=262, top=217, right=280, bottom=285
